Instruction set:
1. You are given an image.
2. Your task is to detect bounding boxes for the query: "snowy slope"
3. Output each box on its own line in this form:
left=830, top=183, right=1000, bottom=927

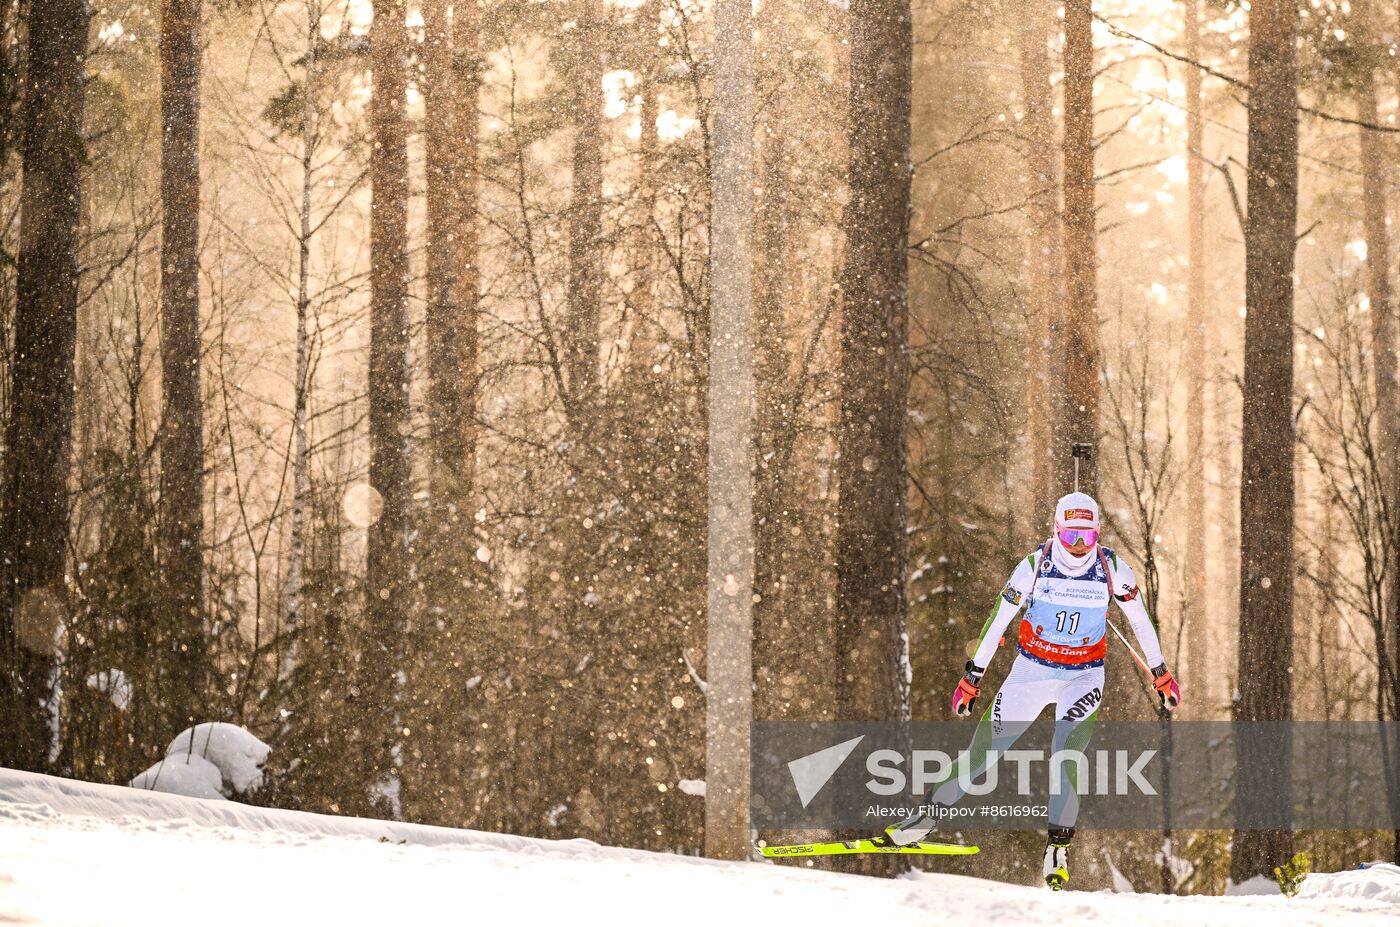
left=1, top=768, right=1396, bottom=926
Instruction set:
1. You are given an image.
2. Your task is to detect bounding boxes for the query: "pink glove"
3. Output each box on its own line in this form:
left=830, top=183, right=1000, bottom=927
left=1152, top=665, right=1181, bottom=711
left=951, top=663, right=983, bottom=717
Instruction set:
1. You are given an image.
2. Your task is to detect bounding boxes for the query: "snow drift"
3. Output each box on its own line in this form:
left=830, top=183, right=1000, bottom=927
left=0, top=767, right=1396, bottom=926
left=1297, top=864, right=1400, bottom=906
left=127, top=752, right=224, bottom=800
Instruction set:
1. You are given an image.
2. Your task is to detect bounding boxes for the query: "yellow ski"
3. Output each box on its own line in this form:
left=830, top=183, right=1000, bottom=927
left=759, top=839, right=979, bottom=858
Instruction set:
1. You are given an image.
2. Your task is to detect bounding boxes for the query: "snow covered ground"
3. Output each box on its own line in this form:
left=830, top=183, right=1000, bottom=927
left=1, top=768, right=1397, bottom=926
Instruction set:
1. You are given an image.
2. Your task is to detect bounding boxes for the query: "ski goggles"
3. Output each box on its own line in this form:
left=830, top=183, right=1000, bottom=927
left=1057, top=527, right=1098, bottom=548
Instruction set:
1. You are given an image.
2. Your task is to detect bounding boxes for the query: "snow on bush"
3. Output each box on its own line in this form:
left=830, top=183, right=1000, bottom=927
left=128, top=753, right=224, bottom=801
left=165, top=722, right=271, bottom=794
left=1296, top=863, right=1400, bottom=905
left=128, top=723, right=270, bottom=800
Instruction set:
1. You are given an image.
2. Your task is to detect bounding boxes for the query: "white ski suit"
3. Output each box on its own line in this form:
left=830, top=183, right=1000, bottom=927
left=926, top=535, right=1166, bottom=828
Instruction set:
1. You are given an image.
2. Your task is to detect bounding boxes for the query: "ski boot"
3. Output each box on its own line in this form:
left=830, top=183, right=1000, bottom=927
left=877, top=803, right=947, bottom=847
left=1043, top=826, right=1073, bottom=890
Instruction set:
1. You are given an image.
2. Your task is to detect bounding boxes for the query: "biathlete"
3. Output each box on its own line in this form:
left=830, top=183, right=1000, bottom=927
left=881, top=491, right=1181, bottom=889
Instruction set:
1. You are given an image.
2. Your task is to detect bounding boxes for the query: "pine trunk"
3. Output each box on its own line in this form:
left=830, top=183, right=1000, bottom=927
left=626, top=15, right=661, bottom=358
left=423, top=0, right=480, bottom=504
left=159, top=0, right=207, bottom=728
left=0, top=0, right=90, bottom=771
left=1058, top=0, right=1098, bottom=495
left=1355, top=19, right=1397, bottom=499
left=835, top=0, right=913, bottom=876
left=704, top=0, right=754, bottom=862
left=632, top=61, right=658, bottom=343
left=835, top=0, right=912, bottom=727
left=1232, top=0, right=1298, bottom=881
left=366, top=0, right=413, bottom=817
left=413, top=0, right=482, bottom=823
left=1016, top=0, right=1061, bottom=519
left=752, top=0, right=792, bottom=722
left=1356, top=0, right=1400, bottom=867
left=1182, top=0, right=1209, bottom=715
left=566, top=0, right=605, bottom=418
left=1390, top=26, right=1399, bottom=844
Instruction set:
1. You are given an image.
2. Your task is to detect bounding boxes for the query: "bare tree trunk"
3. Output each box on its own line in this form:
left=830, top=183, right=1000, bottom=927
left=626, top=9, right=661, bottom=358
left=1058, top=0, right=1098, bottom=495
left=1392, top=10, right=1400, bottom=849
left=366, top=0, right=413, bottom=818
left=1391, top=15, right=1400, bottom=827
left=1355, top=0, right=1397, bottom=498
left=423, top=0, right=480, bottom=503
left=1356, top=0, right=1400, bottom=866
left=1232, top=0, right=1298, bottom=881
left=412, top=0, right=483, bottom=824
left=1016, top=0, right=1061, bottom=518
left=282, top=0, right=321, bottom=690
left=752, top=0, right=792, bottom=722
left=1182, top=0, right=1209, bottom=715
left=0, top=0, right=90, bottom=771
left=836, top=0, right=912, bottom=723
left=159, top=0, right=207, bottom=728
left=566, top=0, right=605, bottom=417
left=834, top=0, right=913, bottom=877
left=704, top=0, right=754, bottom=863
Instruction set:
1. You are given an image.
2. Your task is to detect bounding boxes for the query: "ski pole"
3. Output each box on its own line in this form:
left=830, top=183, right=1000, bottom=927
left=1107, top=617, right=1172, bottom=715
left=1106, top=617, right=1152, bottom=678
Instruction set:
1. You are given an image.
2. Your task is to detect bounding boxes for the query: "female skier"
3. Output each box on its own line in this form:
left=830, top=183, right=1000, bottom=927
left=882, top=491, right=1181, bottom=889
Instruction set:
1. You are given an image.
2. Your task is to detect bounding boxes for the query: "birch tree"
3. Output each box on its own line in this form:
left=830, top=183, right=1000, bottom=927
left=281, top=0, right=323, bottom=691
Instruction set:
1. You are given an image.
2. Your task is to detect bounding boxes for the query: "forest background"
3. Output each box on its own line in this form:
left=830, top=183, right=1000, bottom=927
left=1, top=0, right=1398, bottom=893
